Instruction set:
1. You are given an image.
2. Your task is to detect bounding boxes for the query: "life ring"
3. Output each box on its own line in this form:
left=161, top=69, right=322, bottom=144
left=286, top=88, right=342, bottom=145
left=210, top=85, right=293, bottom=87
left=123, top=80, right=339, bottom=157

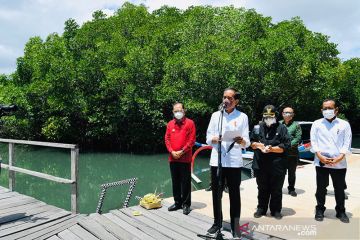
left=191, top=145, right=212, bottom=172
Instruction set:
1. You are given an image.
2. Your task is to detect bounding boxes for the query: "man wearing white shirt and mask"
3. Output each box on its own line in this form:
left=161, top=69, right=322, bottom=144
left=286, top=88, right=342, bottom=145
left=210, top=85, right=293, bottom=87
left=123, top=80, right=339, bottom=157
left=310, top=99, right=352, bottom=223
left=205, top=88, right=250, bottom=237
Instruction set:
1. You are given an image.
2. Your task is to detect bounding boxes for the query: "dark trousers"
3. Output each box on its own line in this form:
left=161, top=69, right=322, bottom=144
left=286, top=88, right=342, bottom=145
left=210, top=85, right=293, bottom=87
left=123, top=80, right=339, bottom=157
left=211, top=166, right=241, bottom=231
left=255, top=169, right=285, bottom=213
left=287, top=154, right=298, bottom=191
left=315, top=166, right=346, bottom=213
left=170, top=162, right=191, bottom=207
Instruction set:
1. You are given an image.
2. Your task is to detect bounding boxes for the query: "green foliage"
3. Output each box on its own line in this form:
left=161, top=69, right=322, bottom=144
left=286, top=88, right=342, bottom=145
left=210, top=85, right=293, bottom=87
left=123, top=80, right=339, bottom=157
left=0, top=3, right=358, bottom=152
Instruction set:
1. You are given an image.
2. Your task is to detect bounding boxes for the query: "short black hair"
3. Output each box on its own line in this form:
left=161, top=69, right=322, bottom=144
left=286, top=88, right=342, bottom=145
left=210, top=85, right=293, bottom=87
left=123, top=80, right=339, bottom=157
left=173, top=102, right=184, bottom=109
left=282, top=106, right=294, bottom=113
left=223, top=87, right=240, bottom=100
left=323, top=98, right=337, bottom=107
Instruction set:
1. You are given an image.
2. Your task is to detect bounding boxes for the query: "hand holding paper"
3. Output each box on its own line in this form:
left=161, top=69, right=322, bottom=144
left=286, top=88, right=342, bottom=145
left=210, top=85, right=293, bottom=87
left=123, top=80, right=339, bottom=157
left=222, top=130, right=242, bottom=142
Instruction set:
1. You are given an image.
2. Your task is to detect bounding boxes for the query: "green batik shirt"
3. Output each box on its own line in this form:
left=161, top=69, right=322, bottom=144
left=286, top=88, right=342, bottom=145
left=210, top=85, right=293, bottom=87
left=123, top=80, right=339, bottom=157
left=279, top=120, right=302, bottom=147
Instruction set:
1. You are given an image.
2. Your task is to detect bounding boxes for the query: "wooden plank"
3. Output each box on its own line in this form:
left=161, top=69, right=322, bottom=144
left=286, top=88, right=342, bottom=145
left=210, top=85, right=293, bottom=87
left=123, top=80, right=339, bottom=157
left=9, top=214, right=78, bottom=240
left=0, top=204, right=56, bottom=225
left=47, top=236, right=62, bottom=240
left=0, top=195, right=30, bottom=205
left=26, top=216, right=79, bottom=240
left=68, top=224, right=99, bottom=240
left=0, top=191, right=20, bottom=200
left=0, top=207, right=62, bottom=231
left=120, top=208, right=190, bottom=240
left=103, top=213, right=155, bottom=240
left=158, top=202, right=212, bottom=230
left=134, top=205, right=205, bottom=233
left=0, top=187, right=10, bottom=193
left=1, top=164, right=74, bottom=184
left=162, top=201, right=214, bottom=225
left=129, top=206, right=199, bottom=238
left=77, top=218, right=119, bottom=240
left=0, top=210, right=69, bottom=237
left=0, top=138, right=77, bottom=149
left=0, top=201, right=47, bottom=216
left=0, top=194, right=34, bottom=205
left=9, top=142, right=15, bottom=191
left=110, top=210, right=168, bottom=240
left=89, top=213, right=139, bottom=240
left=0, top=197, right=39, bottom=210
left=0, top=201, right=46, bottom=217
left=71, top=148, right=79, bottom=214
left=58, top=229, right=82, bottom=240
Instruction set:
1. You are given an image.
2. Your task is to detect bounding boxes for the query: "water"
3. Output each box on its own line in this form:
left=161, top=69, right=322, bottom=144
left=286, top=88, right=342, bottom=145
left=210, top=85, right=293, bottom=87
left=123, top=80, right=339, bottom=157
left=0, top=144, right=251, bottom=213
left=352, top=134, right=360, bottom=148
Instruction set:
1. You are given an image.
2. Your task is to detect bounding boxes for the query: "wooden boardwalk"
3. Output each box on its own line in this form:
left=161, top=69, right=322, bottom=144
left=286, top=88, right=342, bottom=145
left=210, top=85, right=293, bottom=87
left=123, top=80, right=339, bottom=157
left=1, top=186, right=274, bottom=239
left=0, top=186, right=78, bottom=239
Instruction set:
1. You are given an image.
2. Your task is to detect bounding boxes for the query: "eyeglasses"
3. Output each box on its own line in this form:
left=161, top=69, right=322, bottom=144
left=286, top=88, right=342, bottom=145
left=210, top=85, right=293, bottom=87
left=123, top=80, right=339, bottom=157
left=283, top=112, right=294, bottom=115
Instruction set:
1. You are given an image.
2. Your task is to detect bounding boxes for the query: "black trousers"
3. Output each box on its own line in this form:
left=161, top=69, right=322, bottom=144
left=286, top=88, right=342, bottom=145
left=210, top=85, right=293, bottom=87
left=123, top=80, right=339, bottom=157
left=287, top=154, right=298, bottom=191
left=170, top=162, right=191, bottom=207
left=315, top=166, right=346, bottom=213
left=255, top=168, right=285, bottom=214
left=211, top=166, right=241, bottom=231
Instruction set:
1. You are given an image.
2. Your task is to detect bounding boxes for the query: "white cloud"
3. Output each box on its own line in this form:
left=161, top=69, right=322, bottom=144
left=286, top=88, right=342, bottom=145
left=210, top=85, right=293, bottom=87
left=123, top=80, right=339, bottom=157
left=0, top=0, right=359, bottom=74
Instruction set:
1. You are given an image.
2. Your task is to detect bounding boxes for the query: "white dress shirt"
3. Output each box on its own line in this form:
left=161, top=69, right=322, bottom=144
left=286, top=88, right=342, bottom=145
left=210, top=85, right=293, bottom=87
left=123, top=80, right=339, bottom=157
left=310, top=117, right=352, bottom=169
left=206, top=109, right=250, bottom=168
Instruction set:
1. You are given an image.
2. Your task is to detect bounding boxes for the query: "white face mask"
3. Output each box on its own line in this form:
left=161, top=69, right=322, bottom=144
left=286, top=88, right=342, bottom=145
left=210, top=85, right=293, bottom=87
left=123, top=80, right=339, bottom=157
left=322, top=109, right=335, bottom=120
left=264, top=117, right=276, bottom=127
left=174, top=111, right=184, bottom=120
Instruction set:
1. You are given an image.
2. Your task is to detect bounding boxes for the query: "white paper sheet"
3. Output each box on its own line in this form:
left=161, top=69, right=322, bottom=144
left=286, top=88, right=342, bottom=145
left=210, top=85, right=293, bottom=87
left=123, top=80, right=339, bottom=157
left=222, top=130, right=242, bottom=142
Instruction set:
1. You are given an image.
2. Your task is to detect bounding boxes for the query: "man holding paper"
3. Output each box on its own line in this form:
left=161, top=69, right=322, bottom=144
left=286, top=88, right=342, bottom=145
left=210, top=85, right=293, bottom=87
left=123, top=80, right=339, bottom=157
left=205, top=88, right=250, bottom=237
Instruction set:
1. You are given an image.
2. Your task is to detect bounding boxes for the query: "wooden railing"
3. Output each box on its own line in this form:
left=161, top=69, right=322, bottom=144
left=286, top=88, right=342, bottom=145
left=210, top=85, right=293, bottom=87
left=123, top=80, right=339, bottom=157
left=0, top=138, right=79, bottom=213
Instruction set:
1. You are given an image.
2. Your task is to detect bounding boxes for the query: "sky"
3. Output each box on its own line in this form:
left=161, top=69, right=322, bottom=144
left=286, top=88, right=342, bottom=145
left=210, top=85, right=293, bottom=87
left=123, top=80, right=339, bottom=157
left=0, top=0, right=359, bottom=75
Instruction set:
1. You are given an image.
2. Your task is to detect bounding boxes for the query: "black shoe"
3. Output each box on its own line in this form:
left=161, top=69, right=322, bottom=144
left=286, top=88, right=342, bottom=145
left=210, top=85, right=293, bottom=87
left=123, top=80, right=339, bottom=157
left=168, top=204, right=181, bottom=211
left=336, top=212, right=349, bottom=223
left=207, top=224, right=221, bottom=234
left=271, top=211, right=283, bottom=220
left=253, top=209, right=266, bottom=218
left=231, top=230, right=241, bottom=239
left=205, top=186, right=212, bottom=192
left=315, top=209, right=324, bottom=221
left=289, top=190, right=297, bottom=197
left=183, top=205, right=191, bottom=215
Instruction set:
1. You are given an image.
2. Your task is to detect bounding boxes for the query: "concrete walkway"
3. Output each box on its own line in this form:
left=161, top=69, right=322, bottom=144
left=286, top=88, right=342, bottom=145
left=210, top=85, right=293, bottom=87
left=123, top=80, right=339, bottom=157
left=167, top=154, right=360, bottom=239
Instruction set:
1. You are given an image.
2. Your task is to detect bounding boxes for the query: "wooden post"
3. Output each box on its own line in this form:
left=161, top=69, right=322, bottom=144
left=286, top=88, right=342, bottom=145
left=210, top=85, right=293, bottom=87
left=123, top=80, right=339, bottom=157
left=8, top=143, right=15, bottom=191
left=70, top=147, right=79, bottom=214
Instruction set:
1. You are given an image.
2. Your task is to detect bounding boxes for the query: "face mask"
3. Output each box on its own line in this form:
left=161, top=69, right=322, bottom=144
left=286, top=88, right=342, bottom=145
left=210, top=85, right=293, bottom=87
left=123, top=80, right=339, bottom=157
left=264, top=117, right=276, bottom=127
left=322, top=109, right=335, bottom=120
left=174, top=111, right=184, bottom=120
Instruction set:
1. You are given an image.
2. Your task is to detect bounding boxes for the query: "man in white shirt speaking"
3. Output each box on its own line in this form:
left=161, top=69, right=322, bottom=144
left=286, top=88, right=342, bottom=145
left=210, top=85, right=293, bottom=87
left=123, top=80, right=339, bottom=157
left=310, top=99, right=352, bottom=223
left=205, top=88, right=250, bottom=237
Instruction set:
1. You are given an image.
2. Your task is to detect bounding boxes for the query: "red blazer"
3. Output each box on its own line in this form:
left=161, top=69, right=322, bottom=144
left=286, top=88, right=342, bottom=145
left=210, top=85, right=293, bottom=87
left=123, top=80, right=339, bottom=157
left=164, top=117, right=196, bottom=163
